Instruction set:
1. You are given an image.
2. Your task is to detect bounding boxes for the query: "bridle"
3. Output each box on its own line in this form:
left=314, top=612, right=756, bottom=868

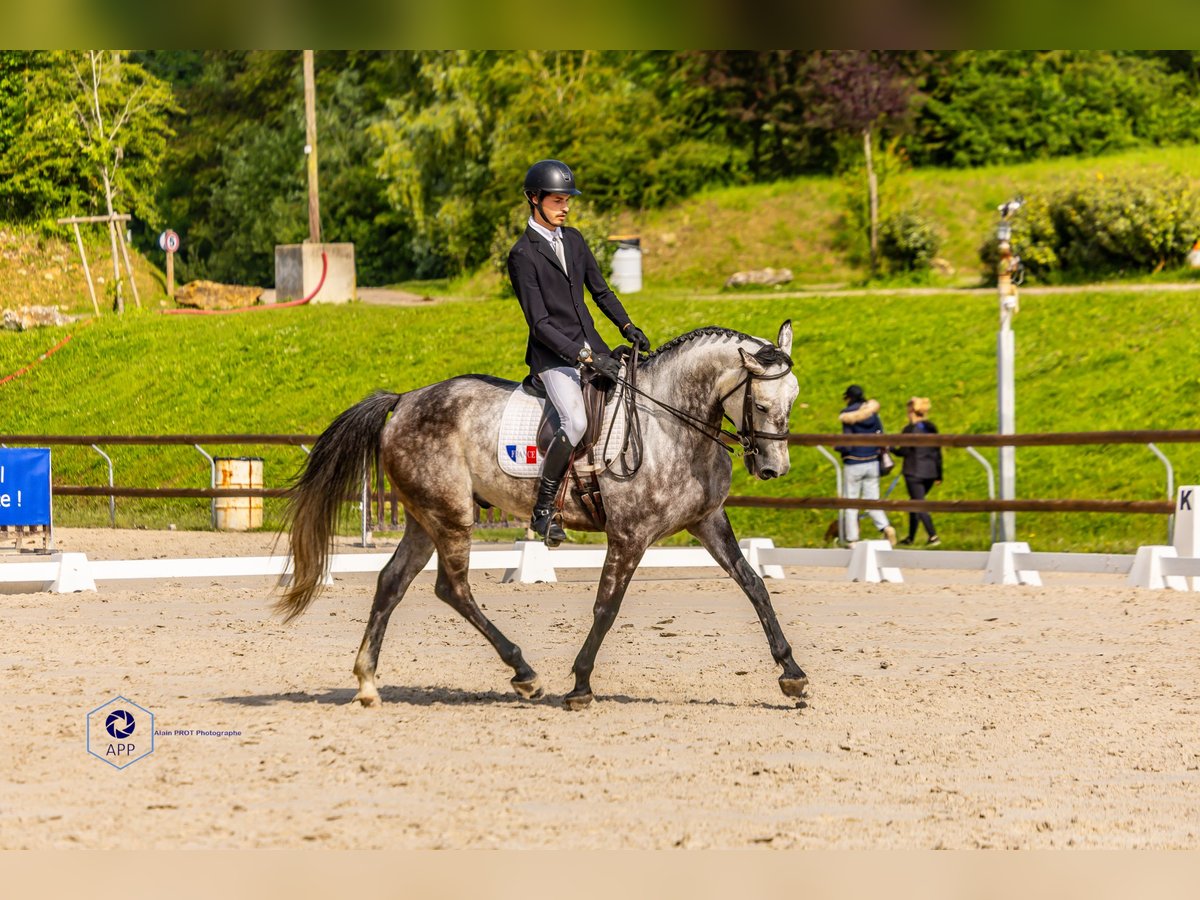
left=716, top=359, right=795, bottom=457
left=601, top=347, right=794, bottom=478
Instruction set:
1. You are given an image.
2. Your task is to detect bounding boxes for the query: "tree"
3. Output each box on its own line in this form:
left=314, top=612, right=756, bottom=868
left=371, top=50, right=744, bottom=279
left=803, top=51, right=913, bottom=276
left=69, top=51, right=176, bottom=311
left=680, top=51, right=827, bottom=179
left=0, top=51, right=175, bottom=310
left=146, top=51, right=421, bottom=287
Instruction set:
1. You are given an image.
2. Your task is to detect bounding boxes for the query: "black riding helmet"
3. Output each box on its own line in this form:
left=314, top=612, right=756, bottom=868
left=524, top=159, right=581, bottom=225
left=524, top=159, right=582, bottom=197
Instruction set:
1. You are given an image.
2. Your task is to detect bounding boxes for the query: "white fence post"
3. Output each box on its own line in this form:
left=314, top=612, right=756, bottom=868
left=1128, top=545, right=1186, bottom=591
left=984, top=541, right=1041, bottom=586
left=50, top=552, right=96, bottom=593
left=847, top=540, right=903, bottom=583
left=740, top=537, right=784, bottom=579
left=501, top=540, right=557, bottom=584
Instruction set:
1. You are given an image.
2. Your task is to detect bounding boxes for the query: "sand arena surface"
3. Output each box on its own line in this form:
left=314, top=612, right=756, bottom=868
left=1, top=528, right=1198, bottom=849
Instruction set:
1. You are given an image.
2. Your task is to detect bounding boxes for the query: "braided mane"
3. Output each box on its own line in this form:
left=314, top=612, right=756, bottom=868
left=642, top=326, right=788, bottom=367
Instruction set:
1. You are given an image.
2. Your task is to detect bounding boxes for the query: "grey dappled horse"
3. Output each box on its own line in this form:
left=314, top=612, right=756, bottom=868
left=278, top=322, right=808, bottom=710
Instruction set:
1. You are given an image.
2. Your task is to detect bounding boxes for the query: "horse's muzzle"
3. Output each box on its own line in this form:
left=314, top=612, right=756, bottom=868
left=758, top=467, right=780, bottom=480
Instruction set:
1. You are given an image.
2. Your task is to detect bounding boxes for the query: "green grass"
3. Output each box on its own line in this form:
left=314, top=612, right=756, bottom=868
left=2, top=289, right=1196, bottom=552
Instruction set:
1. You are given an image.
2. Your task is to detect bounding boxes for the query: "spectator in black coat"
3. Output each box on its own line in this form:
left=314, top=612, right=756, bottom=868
left=893, top=396, right=943, bottom=546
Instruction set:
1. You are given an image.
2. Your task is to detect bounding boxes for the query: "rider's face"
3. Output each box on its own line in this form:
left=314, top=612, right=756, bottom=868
left=535, top=192, right=571, bottom=228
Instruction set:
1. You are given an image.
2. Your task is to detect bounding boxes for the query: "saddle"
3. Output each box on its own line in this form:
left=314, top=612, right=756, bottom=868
left=521, top=368, right=611, bottom=458
left=520, top=347, right=632, bottom=530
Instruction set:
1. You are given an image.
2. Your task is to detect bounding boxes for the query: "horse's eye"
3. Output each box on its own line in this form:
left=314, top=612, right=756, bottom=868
left=755, top=403, right=768, bottom=413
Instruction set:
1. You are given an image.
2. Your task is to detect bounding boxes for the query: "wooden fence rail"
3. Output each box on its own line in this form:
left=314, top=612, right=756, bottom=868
left=3, top=429, right=1200, bottom=447
left=3, top=431, right=1192, bottom=519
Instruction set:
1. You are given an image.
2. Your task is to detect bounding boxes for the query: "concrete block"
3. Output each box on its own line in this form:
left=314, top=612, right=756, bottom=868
left=274, top=242, right=356, bottom=304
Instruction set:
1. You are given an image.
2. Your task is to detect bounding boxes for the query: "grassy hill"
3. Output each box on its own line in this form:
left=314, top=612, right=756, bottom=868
left=610, top=144, right=1200, bottom=292
left=0, top=226, right=166, bottom=316
left=2, top=288, right=1196, bottom=552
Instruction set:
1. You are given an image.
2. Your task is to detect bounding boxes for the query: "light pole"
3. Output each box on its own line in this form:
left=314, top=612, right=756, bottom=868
left=995, top=198, right=1023, bottom=542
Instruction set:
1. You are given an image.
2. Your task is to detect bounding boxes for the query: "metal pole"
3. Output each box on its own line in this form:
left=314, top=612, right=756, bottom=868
left=90, top=444, right=115, bottom=527
left=964, top=446, right=998, bottom=543
left=1148, top=442, right=1175, bottom=544
left=816, top=446, right=844, bottom=542
left=995, top=199, right=1022, bottom=542
left=193, top=444, right=215, bottom=529
left=997, top=324, right=1016, bottom=541
left=360, top=468, right=373, bottom=548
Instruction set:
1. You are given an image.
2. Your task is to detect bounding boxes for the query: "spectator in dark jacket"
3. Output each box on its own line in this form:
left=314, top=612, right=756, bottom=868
left=893, top=396, right=943, bottom=546
left=835, top=384, right=895, bottom=546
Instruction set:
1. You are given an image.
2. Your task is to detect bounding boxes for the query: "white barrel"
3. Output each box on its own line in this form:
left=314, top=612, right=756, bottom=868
left=213, top=457, right=263, bottom=531
left=611, top=245, right=643, bottom=293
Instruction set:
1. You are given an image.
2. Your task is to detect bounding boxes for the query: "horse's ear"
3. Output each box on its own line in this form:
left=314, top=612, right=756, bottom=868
left=777, top=319, right=793, bottom=356
left=739, top=347, right=768, bottom=376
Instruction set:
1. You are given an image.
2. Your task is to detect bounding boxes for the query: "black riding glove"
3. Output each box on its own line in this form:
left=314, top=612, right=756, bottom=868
left=587, top=352, right=623, bottom=381
left=623, top=322, right=651, bottom=353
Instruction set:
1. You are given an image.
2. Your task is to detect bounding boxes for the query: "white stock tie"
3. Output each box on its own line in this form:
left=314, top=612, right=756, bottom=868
left=552, top=233, right=568, bottom=274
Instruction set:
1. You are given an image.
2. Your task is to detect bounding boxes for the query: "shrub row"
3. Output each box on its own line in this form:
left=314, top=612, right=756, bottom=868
left=979, top=176, right=1200, bottom=281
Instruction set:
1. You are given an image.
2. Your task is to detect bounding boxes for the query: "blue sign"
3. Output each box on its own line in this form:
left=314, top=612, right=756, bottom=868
left=0, top=448, right=52, bottom=526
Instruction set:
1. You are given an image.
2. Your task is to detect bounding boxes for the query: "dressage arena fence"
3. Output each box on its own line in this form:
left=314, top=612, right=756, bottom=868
left=1, top=430, right=1197, bottom=594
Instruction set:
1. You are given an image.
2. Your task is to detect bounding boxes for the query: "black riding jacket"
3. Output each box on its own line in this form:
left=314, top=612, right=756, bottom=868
left=507, top=225, right=631, bottom=377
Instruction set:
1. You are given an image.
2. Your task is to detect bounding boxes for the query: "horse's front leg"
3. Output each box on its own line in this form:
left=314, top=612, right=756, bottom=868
left=688, top=509, right=808, bottom=700
left=565, top=537, right=647, bottom=710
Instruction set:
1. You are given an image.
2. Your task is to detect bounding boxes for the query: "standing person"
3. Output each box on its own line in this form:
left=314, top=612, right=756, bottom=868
left=835, top=384, right=896, bottom=546
left=507, top=159, right=652, bottom=546
left=894, top=396, right=943, bottom=546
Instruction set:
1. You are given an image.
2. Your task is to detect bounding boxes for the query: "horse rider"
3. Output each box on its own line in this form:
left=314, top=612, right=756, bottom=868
left=507, top=159, right=652, bottom=546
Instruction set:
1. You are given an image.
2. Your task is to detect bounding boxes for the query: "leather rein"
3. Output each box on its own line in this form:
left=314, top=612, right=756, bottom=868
left=601, top=347, right=794, bottom=477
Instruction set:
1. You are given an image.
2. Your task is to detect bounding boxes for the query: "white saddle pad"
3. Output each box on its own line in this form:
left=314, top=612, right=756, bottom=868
left=496, top=384, right=628, bottom=478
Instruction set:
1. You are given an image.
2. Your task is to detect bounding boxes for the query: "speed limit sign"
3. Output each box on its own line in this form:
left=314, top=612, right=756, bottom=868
left=158, top=229, right=180, bottom=253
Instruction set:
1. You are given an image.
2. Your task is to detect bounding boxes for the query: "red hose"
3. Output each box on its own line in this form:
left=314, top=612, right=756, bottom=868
left=0, top=319, right=93, bottom=387
left=161, top=251, right=329, bottom=316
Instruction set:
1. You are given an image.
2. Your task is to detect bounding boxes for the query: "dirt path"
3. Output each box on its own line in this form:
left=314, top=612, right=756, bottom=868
left=2, top=529, right=1197, bottom=849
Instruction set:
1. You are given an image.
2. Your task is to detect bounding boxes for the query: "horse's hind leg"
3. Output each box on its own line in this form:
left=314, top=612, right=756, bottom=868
left=688, top=509, right=808, bottom=700
left=432, top=528, right=542, bottom=700
left=352, top=517, right=435, bottom=708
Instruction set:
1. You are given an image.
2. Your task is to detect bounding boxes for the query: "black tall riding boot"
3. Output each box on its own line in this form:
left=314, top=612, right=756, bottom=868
left=531, top=428, right=575, bottom=547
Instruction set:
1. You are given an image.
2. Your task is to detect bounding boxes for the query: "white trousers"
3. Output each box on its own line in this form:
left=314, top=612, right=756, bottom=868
left=842, top=460, right=890, bottom=542
left=540, top=366, right=587, bottom=446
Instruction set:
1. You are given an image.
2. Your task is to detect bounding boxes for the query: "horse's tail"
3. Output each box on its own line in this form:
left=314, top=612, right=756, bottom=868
left=275, top=390, right=401, bottom=623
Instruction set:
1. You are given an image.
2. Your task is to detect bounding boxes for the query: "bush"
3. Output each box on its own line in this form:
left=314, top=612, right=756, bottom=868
left=878, top=208, right=942, bottom=272
left=978, top=175, right=1200, bottom=281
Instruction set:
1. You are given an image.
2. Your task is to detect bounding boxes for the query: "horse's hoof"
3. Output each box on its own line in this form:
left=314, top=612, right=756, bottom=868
left=511, top=675, right=543, bottom=700
left=353, top=691, right=381, bottom=708
left=563, top=691, right=593, bottom=711
left=779, top=675, right=809, bottom=699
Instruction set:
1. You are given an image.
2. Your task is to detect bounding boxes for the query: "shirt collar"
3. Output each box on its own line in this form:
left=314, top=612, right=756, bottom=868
left=528, top=217, right=562, bottom=245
